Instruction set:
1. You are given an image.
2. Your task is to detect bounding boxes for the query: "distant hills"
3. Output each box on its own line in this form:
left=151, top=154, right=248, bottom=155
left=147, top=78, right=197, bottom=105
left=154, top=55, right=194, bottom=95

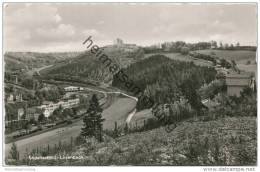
left=4, top=52, right=82, bottom=72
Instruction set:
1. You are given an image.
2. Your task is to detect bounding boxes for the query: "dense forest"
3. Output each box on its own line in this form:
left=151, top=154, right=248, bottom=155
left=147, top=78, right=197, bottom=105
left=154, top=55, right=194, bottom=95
left=112, top=55, right=217, bottom=111
left=42, top=49, right=142, bottom=83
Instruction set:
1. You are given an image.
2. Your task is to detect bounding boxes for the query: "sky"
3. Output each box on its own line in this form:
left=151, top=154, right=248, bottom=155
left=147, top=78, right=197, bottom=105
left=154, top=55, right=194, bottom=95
left=3, top=3, right=257, bottom=52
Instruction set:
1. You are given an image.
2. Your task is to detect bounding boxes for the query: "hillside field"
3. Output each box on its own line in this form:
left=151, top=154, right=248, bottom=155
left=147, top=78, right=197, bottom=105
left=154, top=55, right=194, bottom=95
left=195, top=49, right=257, bottom=64
left=144, top=52, right=213, bottom=66
left=195, top=49, right=257, bottom=74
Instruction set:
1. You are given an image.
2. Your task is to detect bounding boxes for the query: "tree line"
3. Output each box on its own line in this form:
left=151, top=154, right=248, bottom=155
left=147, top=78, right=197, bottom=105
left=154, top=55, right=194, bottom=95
left=143, top=40, right=256, bottom=54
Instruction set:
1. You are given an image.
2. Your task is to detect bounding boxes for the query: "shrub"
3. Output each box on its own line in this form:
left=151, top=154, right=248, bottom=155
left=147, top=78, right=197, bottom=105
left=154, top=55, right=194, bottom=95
left=75, top=135, right=85, bottom=146
left=180, top=46, right=190, bottom=55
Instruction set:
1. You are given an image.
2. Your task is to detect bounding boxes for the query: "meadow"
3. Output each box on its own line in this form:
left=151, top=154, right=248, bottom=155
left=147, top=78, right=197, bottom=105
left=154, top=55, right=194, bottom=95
left=144, top=52, right=212, bottom=66
left=195, top=49, right=257, bottom=74
left=195, top=50, right=256, bottom=64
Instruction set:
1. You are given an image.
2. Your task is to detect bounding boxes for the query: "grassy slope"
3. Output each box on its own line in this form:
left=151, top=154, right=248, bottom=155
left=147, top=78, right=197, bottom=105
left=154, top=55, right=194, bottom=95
left=4, top=56, right=28, bottom=72
left=144, top=50, right=257, bottom=73
left=144, top=52, right=213, bottom=66
left=4, top=52, right=81, bottom=74
left=27, top=116, right=256, bottom=166
left=129, top=109, right=154, bottom=128
left=195, top=50, right=257, bottom=74
left=195, top=50, right=256, bottom=64
left=82, top=117, right=257, bottom=165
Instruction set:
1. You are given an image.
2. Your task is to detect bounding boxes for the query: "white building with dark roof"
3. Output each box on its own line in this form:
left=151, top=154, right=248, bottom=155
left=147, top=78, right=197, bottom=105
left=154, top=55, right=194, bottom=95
left=38, top=98, right=80, bottom=117
left=64, top=86, right=84, bottom=92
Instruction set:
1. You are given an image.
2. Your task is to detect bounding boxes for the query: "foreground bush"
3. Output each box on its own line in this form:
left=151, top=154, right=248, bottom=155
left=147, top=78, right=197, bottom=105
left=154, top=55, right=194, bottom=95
left=7, top=117, right=256, bottom=166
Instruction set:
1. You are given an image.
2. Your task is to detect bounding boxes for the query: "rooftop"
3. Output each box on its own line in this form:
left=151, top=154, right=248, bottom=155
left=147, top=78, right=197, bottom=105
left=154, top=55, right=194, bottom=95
left=226, top=72, right=253, bottom=79
left=226, top=79, right=250, bottom=86
left=226, top=73, right=251, bottom=86
left=27, top=107, right=42, bottom=114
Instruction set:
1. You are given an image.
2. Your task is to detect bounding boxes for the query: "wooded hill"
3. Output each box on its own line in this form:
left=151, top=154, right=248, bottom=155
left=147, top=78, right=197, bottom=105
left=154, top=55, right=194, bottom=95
left=112, top=55, right=217, bottom=110
left=41, top=49, right=143, bottom=83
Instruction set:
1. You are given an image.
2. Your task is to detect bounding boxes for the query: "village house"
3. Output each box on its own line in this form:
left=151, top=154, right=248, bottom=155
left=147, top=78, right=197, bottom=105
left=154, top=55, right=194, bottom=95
left=15, top=94, right=23, bottom=102
left=64, top=86, right=84, bottom=92
left=38, top=98, right=80, bottom=117
left=26, top=107, right=42, bottom=121
left=215, top=67, right=229, bottom=75
left=17, top=108, right=25, bottom=120
left=6, top=93, right=23, bottom=104
left=6, top=94, right=14, bottom=103
left=226, top=73, right=254, bottom=96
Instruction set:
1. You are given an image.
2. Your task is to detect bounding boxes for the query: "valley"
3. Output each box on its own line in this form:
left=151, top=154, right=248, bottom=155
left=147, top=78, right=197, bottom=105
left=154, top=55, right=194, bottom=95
left=4, top=47, right=257, bottom=166
left=2, top=3, right=258, bottom=167
left=5, top=63, right=138, bottom=158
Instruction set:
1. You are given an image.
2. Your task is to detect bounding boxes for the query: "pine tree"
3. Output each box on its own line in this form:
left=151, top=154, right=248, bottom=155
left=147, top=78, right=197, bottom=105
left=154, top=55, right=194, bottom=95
left=81, top=94, right=105, bottom=142
left=124, top=123, right=129, bottom=134
left=113, top=121, right=118, bottom=137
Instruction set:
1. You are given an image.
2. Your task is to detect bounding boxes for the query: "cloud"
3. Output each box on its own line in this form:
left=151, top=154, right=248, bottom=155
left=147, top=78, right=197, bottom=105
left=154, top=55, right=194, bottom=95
left=54, top=14, right=62, bottom=23
left=83, top=29, right=105, bottom=37
left=97, top=20, right=105, bottom=25
left=5, top=4, right=61, bottom=27
left=3, top=3, right=257, bottom=52
left=36, top=24, right=75, bottom=41
left=4, top=3, right=67, bottom=50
